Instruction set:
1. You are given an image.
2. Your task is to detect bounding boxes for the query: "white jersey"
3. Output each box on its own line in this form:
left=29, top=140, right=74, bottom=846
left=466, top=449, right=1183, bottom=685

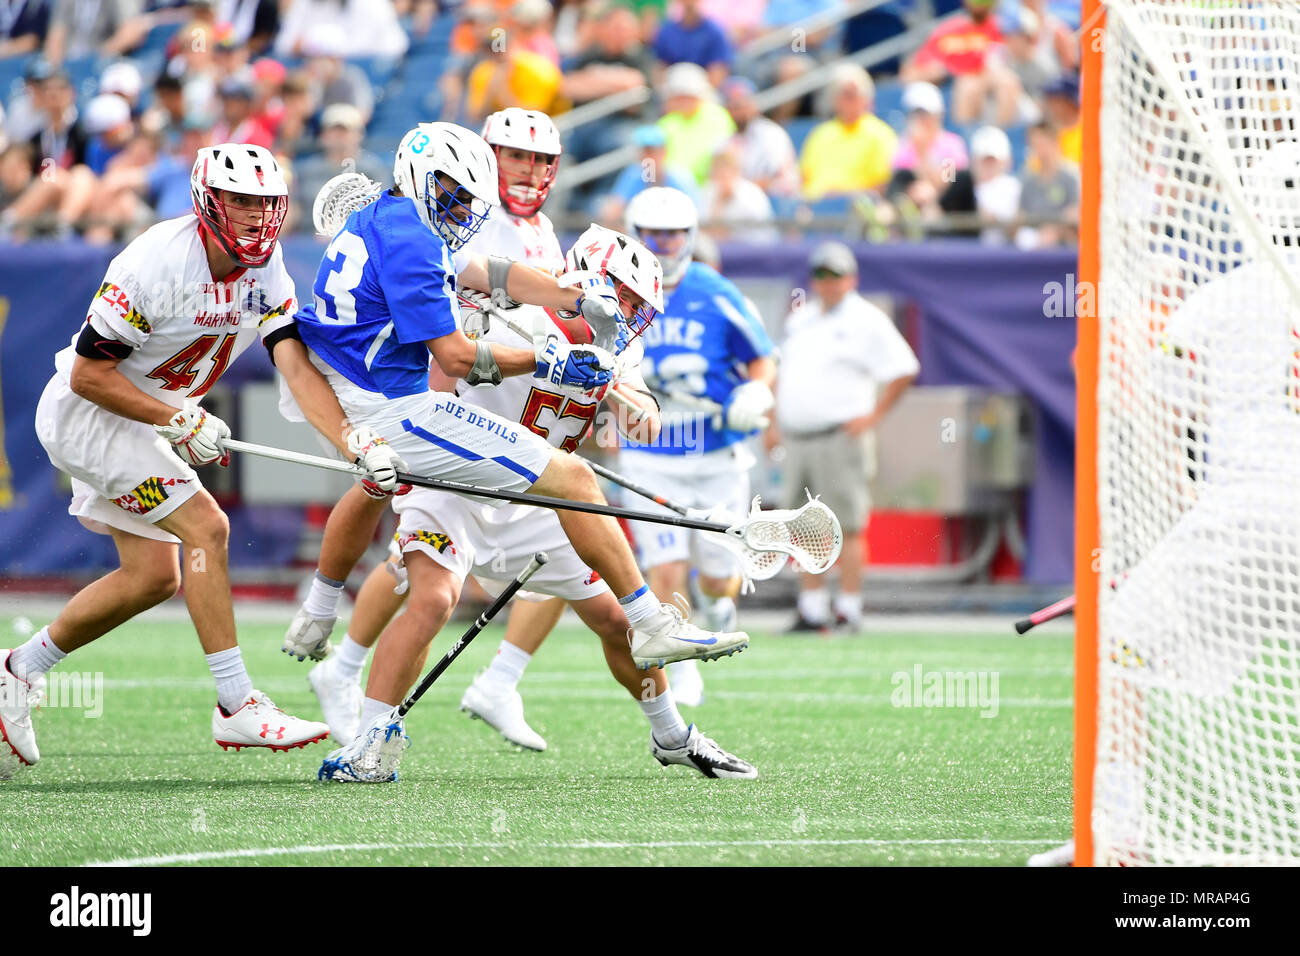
left=55, top=215, right=298, bottom=409
left=466, top=209, right=564, bottom=270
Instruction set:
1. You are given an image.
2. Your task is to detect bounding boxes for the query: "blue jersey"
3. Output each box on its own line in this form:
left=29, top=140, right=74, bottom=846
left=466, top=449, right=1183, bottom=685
left=295, top=191, right=461, bottom=399
left=628, top=261, right=774, bottom=456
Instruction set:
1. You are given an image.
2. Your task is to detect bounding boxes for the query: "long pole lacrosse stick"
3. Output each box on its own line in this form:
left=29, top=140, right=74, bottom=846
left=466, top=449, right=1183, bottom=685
left=223, top=438, right=841, bottom=576
left=1014, top=594, right=1077, bottom=634
left=319, top=552, right=549, bottom=782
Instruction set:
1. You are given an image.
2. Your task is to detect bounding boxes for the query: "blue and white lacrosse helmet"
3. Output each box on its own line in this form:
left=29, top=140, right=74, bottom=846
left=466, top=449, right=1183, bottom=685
left=393, top=122, right=500, bottom=252
left=624, top=186, right=698, bottom=289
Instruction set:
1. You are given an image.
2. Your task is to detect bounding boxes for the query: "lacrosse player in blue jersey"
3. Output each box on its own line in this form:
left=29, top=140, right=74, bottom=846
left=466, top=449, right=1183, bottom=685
left=620, top=186, right=778, bottom=706
left=283, top=124, right=748, bottom=776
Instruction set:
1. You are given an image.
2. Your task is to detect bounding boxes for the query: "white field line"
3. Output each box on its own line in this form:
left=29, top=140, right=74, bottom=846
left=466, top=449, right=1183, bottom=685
left=83, top=836, right=1067, bottom=867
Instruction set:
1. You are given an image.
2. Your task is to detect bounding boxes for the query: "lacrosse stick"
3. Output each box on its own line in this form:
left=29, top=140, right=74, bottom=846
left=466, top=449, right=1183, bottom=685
left=318, top=552, right=549, bottom=782
left=312, top=171, right=383, bottom=238
left=1014, top=594, right=1077, bottom=634
left=224, top=438, right=842, bottom=575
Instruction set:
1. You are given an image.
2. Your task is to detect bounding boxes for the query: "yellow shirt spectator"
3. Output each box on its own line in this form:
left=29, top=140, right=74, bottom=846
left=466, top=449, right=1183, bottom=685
left=1058, top=121, right=1081, bottom=166
left=658, top=101, right=736, bottom=185
left=467, top=51, right=564, bottom=117
left=799, top=114, right=899, bottom=199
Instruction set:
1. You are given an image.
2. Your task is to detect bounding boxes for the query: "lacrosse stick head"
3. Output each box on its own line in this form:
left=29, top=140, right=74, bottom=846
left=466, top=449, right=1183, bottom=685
left=730, top=492, right=843, bottom=576
left=312, top=170, right=383, bottom=238
left=318, top=707, right=409, bottom=783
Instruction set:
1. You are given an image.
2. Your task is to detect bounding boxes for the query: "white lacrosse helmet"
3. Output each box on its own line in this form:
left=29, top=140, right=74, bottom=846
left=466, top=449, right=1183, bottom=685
left=625, top=186, right=698, bottom=288
left=393, top=122, right=499, bottom=251
left=481, top=107, right=562, bottom=217
left=566, top=224, right=664, bottom=347
left=190, top=143, right=288, bottom=267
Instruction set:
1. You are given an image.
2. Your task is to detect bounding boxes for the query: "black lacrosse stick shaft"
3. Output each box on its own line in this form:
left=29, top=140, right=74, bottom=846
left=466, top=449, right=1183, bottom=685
left=394, top=469, right=725, bottom=532
left=398, top=552, right=549, bottom=717
left=580, top=456, right=689, bottom=516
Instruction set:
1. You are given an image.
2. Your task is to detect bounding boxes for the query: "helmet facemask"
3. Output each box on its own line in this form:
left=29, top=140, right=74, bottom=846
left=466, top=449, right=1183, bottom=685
left=636, top=226, right=695, bottom=288
left=494, top=145, right=559, bottom=217
left=199, top=187, right=288, bottom=267
left=427, top=170, right=492, bottom=252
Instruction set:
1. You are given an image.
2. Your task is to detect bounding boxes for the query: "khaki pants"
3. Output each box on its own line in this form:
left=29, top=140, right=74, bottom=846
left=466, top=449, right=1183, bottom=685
left=782, top=426, right=875, bottom=534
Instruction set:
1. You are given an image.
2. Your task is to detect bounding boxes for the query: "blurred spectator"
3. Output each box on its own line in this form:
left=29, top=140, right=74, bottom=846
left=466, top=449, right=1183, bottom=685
left=561, top=4, right=652, bottom=114
left=887, top=81, right=969, bottom=217
left=598, top=123, right=696, bottom=225
left=901, top=0, right=1021, bottom=126
left=1041, top=73, right=1080, bottom=166
left=512, top=0, right=559, bottom=66
left=762, top=0, right=844, bottom=122
left=799, top=64, right=896, bottom=199
left=275, top=0, right=408, bottom=59
left=552, top=0, right=586, bottom=60
left=440, top=3, right=496, bottom=122
left=698, top=142, right=775, bottom=240
left=213, top=22, right=252, bottom=77
left=722, top=76, right=799, bottom=198
left=249, top=56, right=288, bottom=137
left=30, top=69, right=84, bottom=170
left=45, top=0, right=146, bottom=65
left=274, top=71, right=316, bottom=156
left=996, top=2, right=1053, bottom=112
left=656, top=62, right=734, bottom=184
left=302, top=22, right=375, bottom=122
left=290, top=103, right=386, bottom=231
left=99, top=61, right=144, bottom=113
left=1, top=0, right=51, bottom=58
left=464, top=19, right=563, bottom=122
left=938, top=124, right=1022, bottom=243
left=697, top=0, right=766, bottom=47
left=1016, top=120, right=1078, bottom=248
left=216, top=0, right=281, bottom=54
left=141, top=71, right=185, bottom=148
left=5, top=58, right=55, bottom=144
left=211, top=74, right=274, bottom=148
left=82, top=93, right=133, bottom=174
left=652, top=0, right=732, bottom=88
left=0, top=142, right=36, bottom=212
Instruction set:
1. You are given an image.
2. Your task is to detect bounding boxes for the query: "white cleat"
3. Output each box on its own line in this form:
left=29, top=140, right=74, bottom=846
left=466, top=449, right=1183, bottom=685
left=666, top=659, right=705, bottom=707
left=1027, top=839, right=1075, bottom=867
left=0, top=651, right=39, bottom=774
left=308, top=658, right=363, bottom=743
left=283, top=609, right=335, bottom=662
left=212, top=689, right=330, bottom=752
left=651, top=724, right=757, bottom=779
left=460, top=672, right=547, bottom=751
left=629, top=603, right=748, bottom=670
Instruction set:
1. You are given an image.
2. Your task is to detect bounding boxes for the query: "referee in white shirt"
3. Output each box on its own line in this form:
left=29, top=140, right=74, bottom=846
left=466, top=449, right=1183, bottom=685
left=770, top=241, right=920, bottom=632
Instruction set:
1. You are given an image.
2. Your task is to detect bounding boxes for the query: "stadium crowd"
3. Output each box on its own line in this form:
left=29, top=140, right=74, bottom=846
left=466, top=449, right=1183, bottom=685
left=0, top=0, right=1082, bottom=247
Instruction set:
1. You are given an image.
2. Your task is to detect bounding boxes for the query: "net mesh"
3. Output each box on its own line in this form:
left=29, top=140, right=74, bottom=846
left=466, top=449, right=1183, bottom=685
left=1096, top=0, right=1300, bottom=865
left=312, top=171, right=383, bottom=238
left=318, top=711, right=409, bottom=783
left=740, top=494, right=843, bottom=575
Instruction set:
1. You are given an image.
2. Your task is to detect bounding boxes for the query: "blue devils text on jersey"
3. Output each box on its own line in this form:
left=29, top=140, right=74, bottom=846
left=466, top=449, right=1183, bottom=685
left=627, top=261, right=774, bottom=455
left=294, top=191, right=462, bottom=399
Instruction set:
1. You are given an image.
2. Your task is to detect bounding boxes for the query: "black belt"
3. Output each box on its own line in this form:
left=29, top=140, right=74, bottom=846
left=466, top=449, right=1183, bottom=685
left=784, top=424, right=843, bottom=439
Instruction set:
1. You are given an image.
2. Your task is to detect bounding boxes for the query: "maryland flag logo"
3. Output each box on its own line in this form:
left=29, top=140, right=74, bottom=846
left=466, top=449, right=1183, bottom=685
left=399, top=530, right=456, bottom=554
left=112, top=477, right=188, bottom=516
left=95, top=281, right=151, bottom=334
left=257, top=297, right=294, bottom=328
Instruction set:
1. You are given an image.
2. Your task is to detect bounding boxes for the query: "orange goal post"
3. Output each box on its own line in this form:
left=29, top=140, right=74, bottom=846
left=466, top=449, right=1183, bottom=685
left=1076, top=0, right=1300, bottom=866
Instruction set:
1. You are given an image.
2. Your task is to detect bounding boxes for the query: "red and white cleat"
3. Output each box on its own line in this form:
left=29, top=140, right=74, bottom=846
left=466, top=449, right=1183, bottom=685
left=0, top=651, right=40, bottom=775
left=213, top=689, right=330, bottom=752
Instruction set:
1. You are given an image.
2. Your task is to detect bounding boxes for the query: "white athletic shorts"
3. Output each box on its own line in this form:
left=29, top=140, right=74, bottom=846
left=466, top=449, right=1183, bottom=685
left=393, top=490, right=609, bottom=603
left=34, top=375, right=201, bottom=544
left=618, top=445, right=752, bottom=578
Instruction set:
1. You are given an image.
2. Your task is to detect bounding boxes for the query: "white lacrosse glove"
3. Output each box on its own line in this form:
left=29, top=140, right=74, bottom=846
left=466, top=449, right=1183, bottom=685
left=534, top=333, right=615, bottom=394
left=347, top=426, right=411, bottom=498
left=156, top=403, right=231, bottom=466
left=724, top=380, right=775, bottom=433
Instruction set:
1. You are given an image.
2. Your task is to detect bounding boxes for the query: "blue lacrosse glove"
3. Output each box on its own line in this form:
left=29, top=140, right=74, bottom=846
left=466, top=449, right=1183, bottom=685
left=535, top=334, right=614, bottom=391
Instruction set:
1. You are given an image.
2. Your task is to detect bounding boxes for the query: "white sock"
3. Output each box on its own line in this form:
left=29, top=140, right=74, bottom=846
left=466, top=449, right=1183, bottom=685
left=481, top=640, right=531, bottom=690
left=639, top=685, right=689, bottom=748
left=617, top=585, right=660, bottom=625
left=361, top=696, right=394, bottom=727
left=7, top=627, right=67, bottom=682
left=207, top=647, right=254, bottom=715
left=302, top=571, right=345, bottom=620
left=332, top=635, right=370, bottom=681
left=798, top=588, right=831, bottom=623
left=702, top=595, right=737, bottom=632
left=834, top=592, right=862, bottom=622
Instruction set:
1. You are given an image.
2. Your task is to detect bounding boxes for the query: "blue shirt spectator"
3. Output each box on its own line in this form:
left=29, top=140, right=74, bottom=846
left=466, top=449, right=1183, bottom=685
left=653, top=0, right=732, bottom=84
left=0, top=0, right=52, bottom=56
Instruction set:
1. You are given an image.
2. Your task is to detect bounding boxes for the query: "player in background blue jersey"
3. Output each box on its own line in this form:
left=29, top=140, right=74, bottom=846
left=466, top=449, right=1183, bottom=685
left=620, top=187, right=778, bottom=706
left=276, top=126, right=750, bottom=778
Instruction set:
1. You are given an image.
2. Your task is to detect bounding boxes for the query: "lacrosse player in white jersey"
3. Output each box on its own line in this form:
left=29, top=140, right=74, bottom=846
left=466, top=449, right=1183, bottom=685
left=306, top=224, right=759, bottom=778
left=0, top=143, right=417, bottom=771
left=620, top=186, right=778, bottom=707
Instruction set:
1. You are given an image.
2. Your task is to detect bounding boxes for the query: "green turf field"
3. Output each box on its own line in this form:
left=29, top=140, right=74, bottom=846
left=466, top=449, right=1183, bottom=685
left=0, top=613, right=1073, bottom=866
